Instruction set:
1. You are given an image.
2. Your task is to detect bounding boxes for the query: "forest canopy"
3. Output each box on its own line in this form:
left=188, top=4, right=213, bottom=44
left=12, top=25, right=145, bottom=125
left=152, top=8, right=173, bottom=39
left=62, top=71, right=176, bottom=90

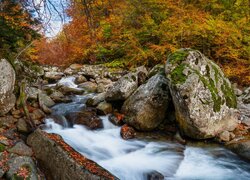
left=0, top=0, right=250, bottom=85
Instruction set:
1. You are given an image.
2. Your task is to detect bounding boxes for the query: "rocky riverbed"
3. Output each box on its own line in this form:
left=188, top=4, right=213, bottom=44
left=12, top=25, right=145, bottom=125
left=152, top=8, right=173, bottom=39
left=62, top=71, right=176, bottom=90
left=0, top=49, right=250, bottom=179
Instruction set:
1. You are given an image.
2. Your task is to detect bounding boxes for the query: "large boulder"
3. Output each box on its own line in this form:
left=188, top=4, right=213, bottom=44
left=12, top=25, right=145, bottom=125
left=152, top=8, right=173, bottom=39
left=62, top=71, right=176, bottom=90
left=0, top=59, right=16, bottom=115
left=27, top=129, right=117, bottom=180
left=105, top=66, right=148, bottom=101
left=121, top=74, right=170, bottom=131
left=165, top=49, right=238, bottom=139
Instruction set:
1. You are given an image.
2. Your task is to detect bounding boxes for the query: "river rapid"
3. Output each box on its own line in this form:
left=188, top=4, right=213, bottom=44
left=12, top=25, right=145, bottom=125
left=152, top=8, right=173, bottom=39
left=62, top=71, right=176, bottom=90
left=43, top=77, right=250, bottom=180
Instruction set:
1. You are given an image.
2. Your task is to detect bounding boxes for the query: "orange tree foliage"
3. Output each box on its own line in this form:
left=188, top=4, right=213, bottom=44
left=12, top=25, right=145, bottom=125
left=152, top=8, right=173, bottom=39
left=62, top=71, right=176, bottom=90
left=33, top=0, right=250, bottom=85
left=0, top=0, right=40, bottom=60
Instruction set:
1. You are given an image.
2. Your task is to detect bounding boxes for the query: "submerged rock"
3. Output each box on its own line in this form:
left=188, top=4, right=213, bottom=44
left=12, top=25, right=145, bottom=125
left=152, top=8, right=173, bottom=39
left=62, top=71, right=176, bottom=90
left=165, top=49, right=238, bottom=139
left=120, top=124, right=136, bottom=140
left=146, top=171, right=164, bottom=180
left=65, top=109, right=103, bottom=129
left=227, top=140, right=250, bottom=161
left=109, top=113, right=124, bottom=126
left=0, top=59, right=16, bottom=115
left=122, top=74, right=170, bottom=131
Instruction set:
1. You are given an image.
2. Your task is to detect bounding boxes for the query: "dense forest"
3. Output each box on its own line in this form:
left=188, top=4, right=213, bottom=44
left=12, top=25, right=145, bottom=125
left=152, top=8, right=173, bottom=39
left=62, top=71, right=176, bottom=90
left=1, top=0, right=250, bottom=86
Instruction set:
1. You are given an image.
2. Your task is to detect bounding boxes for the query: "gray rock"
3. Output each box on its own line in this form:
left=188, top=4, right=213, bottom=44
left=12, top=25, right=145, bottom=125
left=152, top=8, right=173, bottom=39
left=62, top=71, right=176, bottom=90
left=0, top=94, right=16, bottom=116
left=75, top=75, right=87, bottom=84
left=0, top=152, right=10, bottom=178
left=238, top=102, right=250, bottom=126
left=165, top=49, right=238, bottom=139
left=0, top=59, right=16, bottom=116
left=49, top=90, right=71, bottom=103
left=148, top=64, right=165, bottom=78
left=44, top=71, right=64, bottom=81
left=26, top=87, right=42, bottom=100
left=105, top=67, right=148, bottom=101
left=0, top=115, right=17, bottom=128
left=122, top=74, right=170, bottom=131
left=78, top=82, right=97, bottom=93
left=218, top=131, right=231, bottom=142
left=86, top=93, right=106, bottom=106
left=97, top=102, right=113, bottom=115
left=241, top=87, right=250, bottom=104
left=96, top=78, right=113, bottom=93
left=38, top=93, right=55, bottom=108
left=17, top=118, right=30, bottom=133
left=27, top=129, right=118, bottom=180
left=79, top=64, right=108, bottom=79
left=6, top=156, right=38, bottom=180
left=8, top=142, right=33, bottom=156
left=0, top=59, right=15, bottom=95
left=30, top=109, right=46, bottom=120
left=58, top=86, right=84, bottom=95
left=65, top=109, right=103, bottom=129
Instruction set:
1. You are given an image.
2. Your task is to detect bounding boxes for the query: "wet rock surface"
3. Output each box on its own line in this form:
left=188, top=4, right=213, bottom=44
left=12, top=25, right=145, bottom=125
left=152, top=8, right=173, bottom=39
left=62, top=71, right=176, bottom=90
left=65, top=109, right=103, bottom=129
left=120, top=124, right=136, bottom=140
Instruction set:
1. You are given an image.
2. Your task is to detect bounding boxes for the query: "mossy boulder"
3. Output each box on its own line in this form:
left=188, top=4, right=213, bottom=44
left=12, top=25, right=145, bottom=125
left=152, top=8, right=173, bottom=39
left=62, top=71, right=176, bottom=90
left=165, top=49, right=238, bottom=139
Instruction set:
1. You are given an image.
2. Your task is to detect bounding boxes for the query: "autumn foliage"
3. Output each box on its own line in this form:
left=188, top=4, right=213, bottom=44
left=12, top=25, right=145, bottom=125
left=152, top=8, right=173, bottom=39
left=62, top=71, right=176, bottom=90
left=18, top=0, right=250, bottom=85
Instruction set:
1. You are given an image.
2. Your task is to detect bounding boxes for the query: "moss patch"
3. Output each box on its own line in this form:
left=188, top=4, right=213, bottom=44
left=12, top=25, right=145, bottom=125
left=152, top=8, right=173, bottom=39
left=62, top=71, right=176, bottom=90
left=170, top=64, right=187, bottom=85
left=192, top=68, right=222, bottom=112
left=168, top=49, right=189, bottom=65
left=0, top=144, right=5, bottom=152
left=221, top=80, right=237, bottom=108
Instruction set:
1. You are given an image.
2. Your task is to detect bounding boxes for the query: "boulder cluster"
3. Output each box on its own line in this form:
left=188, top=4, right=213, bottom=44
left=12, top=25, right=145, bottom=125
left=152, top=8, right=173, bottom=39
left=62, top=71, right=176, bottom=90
left=0, top=49, right=250, bottom=179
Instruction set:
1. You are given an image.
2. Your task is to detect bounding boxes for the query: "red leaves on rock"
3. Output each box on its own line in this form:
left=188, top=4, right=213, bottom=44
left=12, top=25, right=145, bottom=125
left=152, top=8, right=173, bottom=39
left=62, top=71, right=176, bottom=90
left=115, top=113, right=124, bottom=122
left=45, top=133, right=115, bottom=179
left=120, top=124, right=136, bottom=140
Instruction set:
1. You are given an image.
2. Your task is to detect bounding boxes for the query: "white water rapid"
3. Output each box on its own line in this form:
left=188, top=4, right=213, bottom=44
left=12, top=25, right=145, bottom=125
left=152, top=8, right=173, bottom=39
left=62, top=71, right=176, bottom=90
left=43, top=77, right=250, bottom=180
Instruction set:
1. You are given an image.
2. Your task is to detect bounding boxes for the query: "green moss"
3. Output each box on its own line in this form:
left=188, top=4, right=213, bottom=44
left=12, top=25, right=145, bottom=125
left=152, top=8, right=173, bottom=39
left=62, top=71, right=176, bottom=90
left=170, top=64, right=187, bottom=85
left=211, top=64, right=220, bottom=84
left=0, top=144, right=5, bottom=152
left=221, top=80, right=237, bottom=108
left=168, top=50, right=189, bottom=65
left=192, top=68, right=222, bottom=112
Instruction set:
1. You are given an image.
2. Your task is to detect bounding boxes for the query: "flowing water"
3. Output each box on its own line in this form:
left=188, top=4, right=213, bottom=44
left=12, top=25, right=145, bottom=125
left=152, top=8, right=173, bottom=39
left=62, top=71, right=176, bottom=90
left=43, top=77, right=250, bottom=180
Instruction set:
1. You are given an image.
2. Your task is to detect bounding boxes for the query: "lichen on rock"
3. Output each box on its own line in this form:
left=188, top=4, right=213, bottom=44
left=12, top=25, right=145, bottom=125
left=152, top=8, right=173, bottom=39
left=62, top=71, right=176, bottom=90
left=165, top=49, right=238, bottom=139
